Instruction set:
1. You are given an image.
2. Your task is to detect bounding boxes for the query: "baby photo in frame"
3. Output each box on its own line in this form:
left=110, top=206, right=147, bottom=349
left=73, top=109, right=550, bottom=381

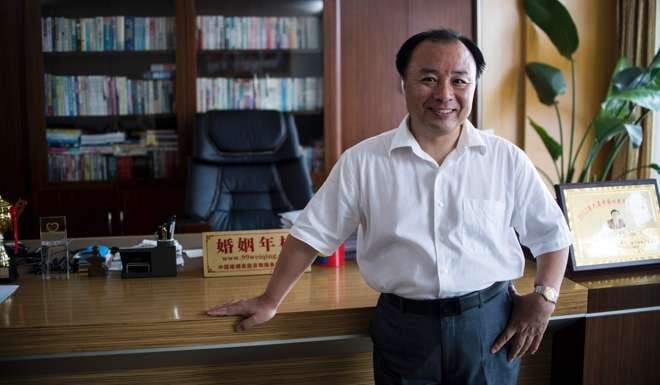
left=555, top=179, right=660, bottom=272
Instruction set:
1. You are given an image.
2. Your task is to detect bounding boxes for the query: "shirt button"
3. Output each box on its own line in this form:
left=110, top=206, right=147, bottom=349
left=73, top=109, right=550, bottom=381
left=438, top=201, right=445, bottom=208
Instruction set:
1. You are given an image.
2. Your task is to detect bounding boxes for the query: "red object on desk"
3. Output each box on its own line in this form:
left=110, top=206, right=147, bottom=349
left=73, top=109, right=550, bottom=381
left=316, top=243, right=345, bottom=267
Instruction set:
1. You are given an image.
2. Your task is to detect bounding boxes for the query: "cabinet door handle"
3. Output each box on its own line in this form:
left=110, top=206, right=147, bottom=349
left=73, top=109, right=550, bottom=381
left=107, top=211, right=113, bottom=236
left=119, top=210, right=124, bottom=235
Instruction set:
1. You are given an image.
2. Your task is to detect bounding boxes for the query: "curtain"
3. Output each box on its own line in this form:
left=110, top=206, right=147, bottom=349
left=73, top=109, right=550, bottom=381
left=613, top=0, right=656, bottom=179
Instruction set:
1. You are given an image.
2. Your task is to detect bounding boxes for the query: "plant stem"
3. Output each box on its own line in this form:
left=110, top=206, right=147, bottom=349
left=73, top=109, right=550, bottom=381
left=635, top=109, right=650, bottom=125
left=536, top=167, right=555, bottom=186
left=554, top=103, right=565, bottom=182
left=613, top=164, right=656, bottom=179
left=579, top=138, right=606, bottom=182
left=598, top=135, right=627, bottom=180
left=571, top=121, right=595, bottom=179
left=568, top=59, right=576, bottom=182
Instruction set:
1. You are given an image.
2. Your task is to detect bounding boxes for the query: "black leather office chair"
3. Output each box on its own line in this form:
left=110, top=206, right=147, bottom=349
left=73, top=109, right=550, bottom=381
left=184, top=110, right=314, bottom=231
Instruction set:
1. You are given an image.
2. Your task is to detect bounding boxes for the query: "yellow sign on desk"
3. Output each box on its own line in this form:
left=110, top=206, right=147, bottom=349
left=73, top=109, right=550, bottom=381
left=202, top=229, right=310, bottom=277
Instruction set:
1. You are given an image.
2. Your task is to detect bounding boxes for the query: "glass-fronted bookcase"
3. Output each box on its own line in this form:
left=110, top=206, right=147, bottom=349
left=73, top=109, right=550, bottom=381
left=41, top=0, right=179, bottom=183
left=194, top=0, right=325, bottom=184
left=31, top=0, right=184, bottom=237
left=27, top=0, right=325, bottom=237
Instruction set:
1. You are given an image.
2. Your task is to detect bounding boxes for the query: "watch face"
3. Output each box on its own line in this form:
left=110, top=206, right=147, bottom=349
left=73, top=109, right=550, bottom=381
left=543, top=288, right=555, bottom=300
left=536, top=286, right=558, bottom=302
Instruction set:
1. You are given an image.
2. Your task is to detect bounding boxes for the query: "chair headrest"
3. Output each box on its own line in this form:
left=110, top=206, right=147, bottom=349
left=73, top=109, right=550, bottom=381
left=194, top=110, right=303, bottom=163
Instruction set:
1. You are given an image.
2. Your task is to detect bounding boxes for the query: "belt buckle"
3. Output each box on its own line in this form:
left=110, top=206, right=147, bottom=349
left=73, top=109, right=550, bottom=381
left=439, top=298, right=462, bottom=316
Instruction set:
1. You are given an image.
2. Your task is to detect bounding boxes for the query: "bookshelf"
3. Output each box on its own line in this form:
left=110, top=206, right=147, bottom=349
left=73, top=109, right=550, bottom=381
left=26, top=0, right=187, bottom=237
left=41, top=3, right=178, bottom=183
left=11, top=0, right=476, bottom=237
left=194, top=0, right=325, bottom=178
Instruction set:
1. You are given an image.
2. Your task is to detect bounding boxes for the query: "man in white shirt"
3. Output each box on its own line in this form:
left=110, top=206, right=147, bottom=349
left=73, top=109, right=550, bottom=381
left=207, top=29, right=571, bottom=385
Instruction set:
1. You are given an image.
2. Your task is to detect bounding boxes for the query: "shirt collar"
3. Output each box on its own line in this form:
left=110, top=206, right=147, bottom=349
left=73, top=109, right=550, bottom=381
left=389, top=115, right=487, bottom=156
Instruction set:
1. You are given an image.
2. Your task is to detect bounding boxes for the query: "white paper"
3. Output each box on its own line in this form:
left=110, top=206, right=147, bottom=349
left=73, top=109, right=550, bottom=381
left=184, top=249, right=203, bottom=258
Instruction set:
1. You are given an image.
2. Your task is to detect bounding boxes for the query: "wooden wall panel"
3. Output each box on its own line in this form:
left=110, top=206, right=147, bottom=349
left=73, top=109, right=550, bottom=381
left=337, top=0, right=475, bottom=153
left=583, top=312, right=660, bottom=385
left=339, top=0, right=408, bottom=151
left=0, top=0, right=33, bottom=233
left=407, top=0, right=473, bottom=37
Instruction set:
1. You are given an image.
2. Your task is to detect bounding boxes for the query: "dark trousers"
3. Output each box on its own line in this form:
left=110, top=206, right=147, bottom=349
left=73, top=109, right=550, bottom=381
left=369, top=287, right=520, bottom=385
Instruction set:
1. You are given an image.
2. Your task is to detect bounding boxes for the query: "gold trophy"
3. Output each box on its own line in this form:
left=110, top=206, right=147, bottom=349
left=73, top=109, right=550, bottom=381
left=0, top=195, right=27, bottom=279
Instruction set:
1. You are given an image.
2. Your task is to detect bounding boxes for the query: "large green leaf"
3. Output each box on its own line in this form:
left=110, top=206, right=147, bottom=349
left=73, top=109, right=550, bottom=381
left=525, top=62, right=566, bottom=105
left=593, top=116, right=625, bottom=143
left=593, top=116, right=642, bottom=147
left=623, top=123, right=644, bottom=148
left=612, top=67, right=649, bottom=91
left=528, top=117, right=562, bottom=160
left=523, top=0, right=579, bottom=59
left=599, top=97, right=629, bottom=119
left=610, top=87, right=660, bottom=111
left=651, top=68, right=660, bottom=88
left=606, top=57, right=630, bottom=98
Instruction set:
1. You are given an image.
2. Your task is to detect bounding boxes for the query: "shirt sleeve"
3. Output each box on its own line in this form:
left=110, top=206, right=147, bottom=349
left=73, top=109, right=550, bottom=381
left=511, top=149, right=573, bottom=257
left=289, top=150, right=361, bottom=255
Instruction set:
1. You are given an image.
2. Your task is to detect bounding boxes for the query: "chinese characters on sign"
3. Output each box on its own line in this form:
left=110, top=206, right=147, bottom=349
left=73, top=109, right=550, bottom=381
left=203, top=229, right=310, bottom=277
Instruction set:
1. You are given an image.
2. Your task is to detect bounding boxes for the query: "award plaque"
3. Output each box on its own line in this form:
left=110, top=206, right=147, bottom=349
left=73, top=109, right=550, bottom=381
left=39, top=216, right=70, bottom=279
left=556, top=179, right=660, bottom=272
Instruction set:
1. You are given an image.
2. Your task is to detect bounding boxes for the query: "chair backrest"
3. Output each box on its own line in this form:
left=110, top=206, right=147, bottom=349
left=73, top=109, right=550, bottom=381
left=184, top=110, right=314, bottom=231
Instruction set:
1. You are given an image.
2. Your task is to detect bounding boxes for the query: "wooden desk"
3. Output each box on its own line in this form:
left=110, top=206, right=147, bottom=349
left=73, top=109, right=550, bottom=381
left=566, top=267, right=660, bottom=385
left=0, top=235, right=588, bottom=385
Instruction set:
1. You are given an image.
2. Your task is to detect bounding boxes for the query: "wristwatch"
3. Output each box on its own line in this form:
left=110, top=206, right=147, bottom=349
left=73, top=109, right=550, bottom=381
left=534, top=285, right=559, bottom=304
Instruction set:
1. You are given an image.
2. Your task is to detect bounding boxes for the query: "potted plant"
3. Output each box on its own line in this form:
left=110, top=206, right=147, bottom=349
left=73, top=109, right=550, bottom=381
left=523, top=0, right=660, bottom=184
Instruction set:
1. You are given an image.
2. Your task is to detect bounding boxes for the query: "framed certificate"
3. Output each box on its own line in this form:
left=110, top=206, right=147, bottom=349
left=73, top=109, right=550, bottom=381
left=556, top=179, right=660, bottom=272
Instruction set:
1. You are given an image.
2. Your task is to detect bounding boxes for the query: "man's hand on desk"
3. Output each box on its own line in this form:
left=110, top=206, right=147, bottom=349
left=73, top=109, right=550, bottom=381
left=206, top=294, right=278, bottom=332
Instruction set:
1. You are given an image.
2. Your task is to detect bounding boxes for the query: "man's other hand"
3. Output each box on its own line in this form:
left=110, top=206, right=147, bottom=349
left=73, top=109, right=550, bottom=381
left=206, top=294, right=278, bottom=332
left=490, top=285, right=555, bottom=362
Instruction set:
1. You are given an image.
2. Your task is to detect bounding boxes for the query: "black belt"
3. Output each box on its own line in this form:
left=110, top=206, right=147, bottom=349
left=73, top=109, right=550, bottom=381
left=381, top=281, right=509, bottom=317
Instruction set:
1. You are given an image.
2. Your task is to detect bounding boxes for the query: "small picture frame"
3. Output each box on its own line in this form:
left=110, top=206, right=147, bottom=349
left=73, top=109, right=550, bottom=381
left=555, top=179, right=660, bottom=272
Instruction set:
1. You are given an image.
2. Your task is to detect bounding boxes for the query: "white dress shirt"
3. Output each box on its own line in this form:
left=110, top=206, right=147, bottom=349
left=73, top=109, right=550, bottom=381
left=290, top=116, right=572, bottom=299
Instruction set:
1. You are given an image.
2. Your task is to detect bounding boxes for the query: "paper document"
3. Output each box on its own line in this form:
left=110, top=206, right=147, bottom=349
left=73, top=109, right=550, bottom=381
left=184, top=249, right=203, bottom=258
left=0, top=285, right=19, bottom=304
left=127, top=239, right=185, bottom=266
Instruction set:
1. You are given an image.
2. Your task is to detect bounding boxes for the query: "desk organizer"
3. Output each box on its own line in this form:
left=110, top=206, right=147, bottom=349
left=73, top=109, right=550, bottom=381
left=120, top=240, right=177, bottom=278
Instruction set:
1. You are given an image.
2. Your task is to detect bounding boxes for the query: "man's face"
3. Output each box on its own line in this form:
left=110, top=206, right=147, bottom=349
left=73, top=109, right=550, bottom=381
left=402, top=41, right=477, bottom=137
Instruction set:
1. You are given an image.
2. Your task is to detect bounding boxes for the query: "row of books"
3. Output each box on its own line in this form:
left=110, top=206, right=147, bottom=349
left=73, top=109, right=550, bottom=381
left=145, top=129, right=177, bottom=147
left=44, top=74, right=174, bottom=117
left=196, top=77, right=322, bottom=112
left=46, top=129, right=127, bottom=147
left=42, top=16, right=175, bottom=52
left=196, top=16, right=321, bottom=50
left=47, top=148, right=177, bottom=182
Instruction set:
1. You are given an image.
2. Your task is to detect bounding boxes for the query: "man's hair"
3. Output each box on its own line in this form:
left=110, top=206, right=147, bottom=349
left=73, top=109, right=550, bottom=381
left=395, top=29, right=486, bottom=79
left=611, top=209, right=620, bottom=215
